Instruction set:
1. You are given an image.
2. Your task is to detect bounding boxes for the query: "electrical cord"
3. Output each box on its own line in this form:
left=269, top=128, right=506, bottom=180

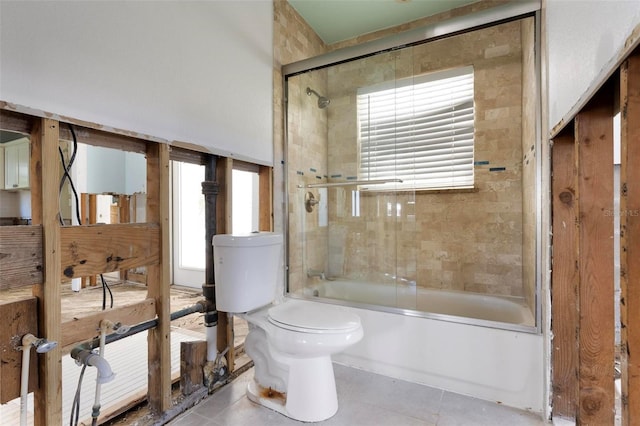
left=59, top=123, right=113, bottom=310
left=58, top=124, right=82, bottom=226
left=69, top=364, right=87, bottom=426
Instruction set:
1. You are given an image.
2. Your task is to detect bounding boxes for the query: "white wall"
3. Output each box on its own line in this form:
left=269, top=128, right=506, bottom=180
left=546, top=0, right=640, bottom=132
left=0, top=1, right=274, bottom=166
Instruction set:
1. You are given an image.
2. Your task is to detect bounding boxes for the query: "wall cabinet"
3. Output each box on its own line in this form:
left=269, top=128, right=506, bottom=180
left=4, top=138, right=29, bottom=190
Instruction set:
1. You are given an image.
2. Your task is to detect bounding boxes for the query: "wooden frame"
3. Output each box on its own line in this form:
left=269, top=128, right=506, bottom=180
left=620, top=50, right=640, bottom=426
left=0, top=108, right=175, bottom=424
left=0, top=98, right=273, bottom=423
left=551, top=49, right=640, bottom=425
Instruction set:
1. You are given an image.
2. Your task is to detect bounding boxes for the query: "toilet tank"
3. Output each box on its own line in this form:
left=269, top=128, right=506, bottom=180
left=212, top=232, right=283, bottom=313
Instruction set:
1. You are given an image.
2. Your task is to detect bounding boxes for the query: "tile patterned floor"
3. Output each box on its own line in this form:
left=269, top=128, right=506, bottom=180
left=169, top=364, right=546, bottom=426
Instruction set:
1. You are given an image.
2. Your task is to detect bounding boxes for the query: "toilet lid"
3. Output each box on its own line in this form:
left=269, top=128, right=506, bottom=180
left=268, top=301, right=361, bottom=332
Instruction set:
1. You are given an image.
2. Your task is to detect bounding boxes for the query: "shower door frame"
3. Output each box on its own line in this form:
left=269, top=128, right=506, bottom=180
left=282, top=0, right=543, bottom=334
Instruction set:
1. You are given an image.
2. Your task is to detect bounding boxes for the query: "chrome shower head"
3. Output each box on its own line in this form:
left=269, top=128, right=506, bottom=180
left=306, top=87, right=330, bottom=109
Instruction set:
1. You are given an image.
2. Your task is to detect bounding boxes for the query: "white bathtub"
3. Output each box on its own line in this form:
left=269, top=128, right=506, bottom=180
left=302, top=279, right=535, bottom=327
left=290, top=279, right=544, bottom=414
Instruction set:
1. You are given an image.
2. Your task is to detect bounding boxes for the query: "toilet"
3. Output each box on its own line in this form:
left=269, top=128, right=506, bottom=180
left=212, top=232, right=363, bottom=422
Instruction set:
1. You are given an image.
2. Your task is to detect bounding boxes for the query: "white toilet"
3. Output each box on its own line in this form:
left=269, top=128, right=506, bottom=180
left=212, top=232, right=363, bottom=422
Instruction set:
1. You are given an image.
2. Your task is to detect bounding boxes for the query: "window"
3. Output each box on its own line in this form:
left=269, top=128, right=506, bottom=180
left=357, top=66, right=474, bottom=190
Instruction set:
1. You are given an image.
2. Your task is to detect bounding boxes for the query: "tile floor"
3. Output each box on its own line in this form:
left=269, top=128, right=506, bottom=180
left=169, top=364, right=546, bottom=426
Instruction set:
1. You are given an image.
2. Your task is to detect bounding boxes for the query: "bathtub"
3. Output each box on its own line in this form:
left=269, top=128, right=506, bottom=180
left=290, top=279, right=544, bottom=414
left=301, top=279, right=535, bottom=327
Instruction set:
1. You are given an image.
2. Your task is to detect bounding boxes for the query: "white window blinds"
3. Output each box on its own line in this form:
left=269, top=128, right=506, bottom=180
left=357, top=66, right=474, bottom=190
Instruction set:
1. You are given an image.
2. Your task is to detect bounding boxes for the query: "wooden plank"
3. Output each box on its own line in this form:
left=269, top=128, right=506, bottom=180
left=0, top=225, right=43, bottom=289
left=30, top=118, right=62, bottom=426
left=574, top=87, right=615, bottom=425
left=259, top=165, right=273, bottom=231
left=60, top=298, right=156, bottom=350
left=58, top=121, right=147, bottom=154
left=169, top=146, right=208, bottom=165
left=180, top=341, right=207, bottom=395
left=59, top=223, right=160, bottom=279
left=118, top=195, right=131, bottom=281
left=620, top=50, right=640, bottom=426
left=145, top=142, right=172, bottom=414
left=0, top=297, right=38, bottom=404
left=215, top=157, right=234, bottom=372
left=0, top=108, right=34, bottom=135
left=89, top=194, right=98, bottom=286
left=551, top=129, right=579, bottom=418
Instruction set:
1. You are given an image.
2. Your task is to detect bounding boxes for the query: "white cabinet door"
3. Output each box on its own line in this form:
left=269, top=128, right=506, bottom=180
left=4, top=138, right=29, bottom=190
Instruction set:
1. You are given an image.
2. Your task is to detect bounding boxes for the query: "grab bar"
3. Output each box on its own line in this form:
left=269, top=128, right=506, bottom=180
left=299, top=178, right=403, bottom=189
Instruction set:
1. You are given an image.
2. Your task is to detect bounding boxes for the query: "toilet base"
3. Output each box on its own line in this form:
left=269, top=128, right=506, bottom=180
left=247, top=356, right=339, bottom=423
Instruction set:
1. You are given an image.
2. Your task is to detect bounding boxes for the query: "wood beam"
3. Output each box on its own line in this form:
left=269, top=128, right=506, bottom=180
left=620, top=50, right=640, bottom=426
left=0, top=108, right=34, bottom=135
left=59, top=223, right=160, bottom=279
left=145, top=142, right=172, bottom=414
left=215, top=157, right=234, bottom=372
left=0, top=225, right=43, bottom=289
left=551, top=128, right=579, bottom=418
left=259, top=165, right=273, bottom=231
left=575, top=87, right=615, bottom=425
left=30, top=118, right=62, bottom=426
left=0, top=297, right=38, bottom=404
left=60, top=299, right=156, bottom=351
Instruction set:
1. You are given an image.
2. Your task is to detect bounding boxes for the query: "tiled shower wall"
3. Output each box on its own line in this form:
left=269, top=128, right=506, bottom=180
left=277, top=1, right=537, bottom=305
left=322, top=20, right=528, bottom=298
left=273, top=1, right=328, bottom=293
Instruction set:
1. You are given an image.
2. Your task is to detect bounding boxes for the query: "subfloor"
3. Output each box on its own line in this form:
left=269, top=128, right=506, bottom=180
left=168, top=363, right=546, bottom=426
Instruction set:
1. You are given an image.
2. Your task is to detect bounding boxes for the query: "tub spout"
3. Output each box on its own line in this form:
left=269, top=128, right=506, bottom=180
left=71, top=348, right=116, bottom=384
left=307, top=269, right=326, bottom=280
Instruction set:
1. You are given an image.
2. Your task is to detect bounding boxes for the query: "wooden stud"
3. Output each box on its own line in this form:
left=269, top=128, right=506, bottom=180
left=259, top=165, right=273, bottom=231
left=119, top=195, right=131, bottom=281
left=30, top=118, right=62, bottom=426
left=0, top=226, right=43, bottom=289
left=620, top=50, right=640, bottom=426
left=145, top=142, right=172, bottom=414
left=575, top=87, right=615, bottom=425
left=89, top=194, right=98, bottom=286
left=180, top=341, right=207, bottom=395
left=215, top=157, right=234, bottom=372
left=551, top=128, right=579, bottom=418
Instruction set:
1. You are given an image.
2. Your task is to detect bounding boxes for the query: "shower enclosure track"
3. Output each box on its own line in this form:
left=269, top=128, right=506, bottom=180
left=299, top=178, right=402, bottom=188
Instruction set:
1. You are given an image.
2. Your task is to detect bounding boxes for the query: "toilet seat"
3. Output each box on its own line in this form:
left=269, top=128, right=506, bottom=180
left=268, top=301, right=361, bottom=334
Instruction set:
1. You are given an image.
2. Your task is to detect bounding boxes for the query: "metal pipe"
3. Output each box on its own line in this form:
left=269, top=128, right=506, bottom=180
left=202, top=155, right=220, bottom=362
left=78, top=302, right=207, bottom=350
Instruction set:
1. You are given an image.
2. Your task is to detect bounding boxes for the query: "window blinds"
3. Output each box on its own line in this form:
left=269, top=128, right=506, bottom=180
left=357, top=66, right=474, bottom=190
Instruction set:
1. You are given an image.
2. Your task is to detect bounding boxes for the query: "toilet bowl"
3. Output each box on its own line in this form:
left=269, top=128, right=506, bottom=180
left=212, top=233, right=364, bottom=422
left=241, top=299, right=363, bottom=422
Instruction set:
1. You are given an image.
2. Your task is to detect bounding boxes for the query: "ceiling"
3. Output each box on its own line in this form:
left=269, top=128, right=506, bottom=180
left=287, top=0, right=479, bottom=45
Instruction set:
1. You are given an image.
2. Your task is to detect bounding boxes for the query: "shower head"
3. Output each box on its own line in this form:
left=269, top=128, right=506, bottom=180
left=306, top=87, right=330, bottom=109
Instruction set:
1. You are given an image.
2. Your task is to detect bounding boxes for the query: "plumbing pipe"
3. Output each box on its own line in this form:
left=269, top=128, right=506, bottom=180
left=20, top=334, right=58, bottom=426
left=20, top=339, right=31, bottom=426
left=71, top=347, right=116, bottom=385
left=90, top=320, right=110, bottom=425
left=206, top=325, right=217, bottom=362
left=202, top=155, right=220, bottom=363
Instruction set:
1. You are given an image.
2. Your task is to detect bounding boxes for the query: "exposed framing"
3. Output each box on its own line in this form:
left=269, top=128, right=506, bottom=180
left=0, top=102, right=273, bottom=424
left=550, top=49, right=640, bottom=425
